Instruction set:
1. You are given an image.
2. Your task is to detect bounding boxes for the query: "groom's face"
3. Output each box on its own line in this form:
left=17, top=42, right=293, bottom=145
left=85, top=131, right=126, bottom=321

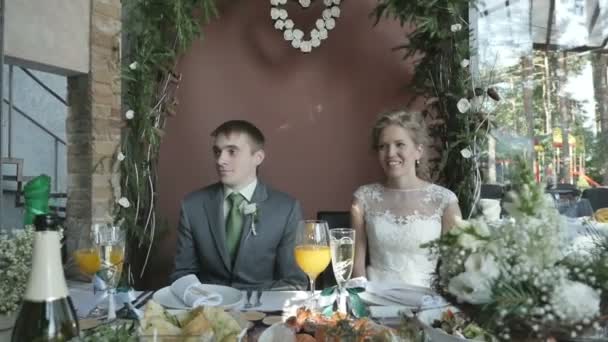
left=213, top=132, right=265, bottom=189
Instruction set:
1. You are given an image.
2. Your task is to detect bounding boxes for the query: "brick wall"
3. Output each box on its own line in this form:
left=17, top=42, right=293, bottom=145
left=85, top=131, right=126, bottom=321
left=65, top=0, right=121, bottom=274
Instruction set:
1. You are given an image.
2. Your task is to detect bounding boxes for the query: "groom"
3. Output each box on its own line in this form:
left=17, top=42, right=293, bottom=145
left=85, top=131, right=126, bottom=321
left=170, top=120, right=307, bottom=290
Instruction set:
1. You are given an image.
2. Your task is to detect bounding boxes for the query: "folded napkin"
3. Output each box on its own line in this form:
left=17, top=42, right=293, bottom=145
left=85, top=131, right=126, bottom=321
left=170, top=274, right=223, bottom=307
left=365, top=281, right=447, bottom=308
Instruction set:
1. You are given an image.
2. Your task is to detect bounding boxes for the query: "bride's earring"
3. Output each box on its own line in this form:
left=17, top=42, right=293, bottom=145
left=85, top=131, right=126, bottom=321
left=415, top=159, right=420, bottom=166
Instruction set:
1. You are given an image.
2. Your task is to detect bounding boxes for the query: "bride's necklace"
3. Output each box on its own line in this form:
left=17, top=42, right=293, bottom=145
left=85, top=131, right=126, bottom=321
left=269, top=0, right=342, bottom=53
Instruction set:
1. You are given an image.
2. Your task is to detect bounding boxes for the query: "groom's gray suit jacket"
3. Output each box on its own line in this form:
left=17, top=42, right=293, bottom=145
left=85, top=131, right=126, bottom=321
left=170, top=181, right=307, bottom=290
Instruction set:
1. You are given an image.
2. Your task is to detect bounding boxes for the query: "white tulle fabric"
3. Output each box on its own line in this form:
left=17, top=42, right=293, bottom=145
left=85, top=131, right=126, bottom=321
left=355, top=183, right=458, bottom=288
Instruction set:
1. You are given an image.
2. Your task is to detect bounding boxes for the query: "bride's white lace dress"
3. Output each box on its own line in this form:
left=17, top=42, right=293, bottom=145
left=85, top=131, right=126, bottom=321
left=355, top=183, right=458, bottom=288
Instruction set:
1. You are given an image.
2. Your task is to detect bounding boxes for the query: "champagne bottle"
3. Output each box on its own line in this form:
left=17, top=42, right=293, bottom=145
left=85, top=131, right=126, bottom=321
left=11, top=214, right=79, bottom=342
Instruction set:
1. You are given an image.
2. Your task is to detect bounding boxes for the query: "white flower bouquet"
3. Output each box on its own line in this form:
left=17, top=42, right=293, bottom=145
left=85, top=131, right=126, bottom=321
left=424, top=158, right=607, bottom=340
left=0, top=227, right=34, bottom=315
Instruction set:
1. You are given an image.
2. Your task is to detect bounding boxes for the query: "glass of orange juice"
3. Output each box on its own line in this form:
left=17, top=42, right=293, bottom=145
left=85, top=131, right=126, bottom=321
left=294, top=220, right=331, bottom=307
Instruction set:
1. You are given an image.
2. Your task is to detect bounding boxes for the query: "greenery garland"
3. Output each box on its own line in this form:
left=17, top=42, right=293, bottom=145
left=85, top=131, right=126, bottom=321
left=117, top=0, right=217, bottom=278
left=374, top=0, right=494, bottom=217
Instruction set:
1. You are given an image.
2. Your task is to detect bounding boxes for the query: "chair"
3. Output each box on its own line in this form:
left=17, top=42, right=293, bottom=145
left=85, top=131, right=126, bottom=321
left=582, top=188, right=608, bottom=212
left=315, top=211, right=350, bottom=289
left=480, top=184, right=504, bottom=199
left=317, top=211, right=350, bottom=230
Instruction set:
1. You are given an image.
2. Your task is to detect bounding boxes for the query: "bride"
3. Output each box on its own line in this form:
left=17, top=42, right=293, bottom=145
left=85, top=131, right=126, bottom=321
left=351, top=110, right=461, bottom=288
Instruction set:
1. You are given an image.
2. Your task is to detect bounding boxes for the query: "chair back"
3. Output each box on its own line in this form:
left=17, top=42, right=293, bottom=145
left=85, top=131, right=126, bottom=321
left=582, top=188, right=608, bottom=212
left=317, top=211, right=350, bottom=230
left=480, top=184, right=504, bottom=199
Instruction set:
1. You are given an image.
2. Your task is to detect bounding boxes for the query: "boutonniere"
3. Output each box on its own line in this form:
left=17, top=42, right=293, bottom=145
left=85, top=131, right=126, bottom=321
left=240, top=203, right=260, bottom=236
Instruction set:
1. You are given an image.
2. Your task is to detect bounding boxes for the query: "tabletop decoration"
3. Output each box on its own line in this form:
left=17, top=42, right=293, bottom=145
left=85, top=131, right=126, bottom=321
left=423, top=157, right=607, bottom=340
left=320, top=285, right=368, bottom=319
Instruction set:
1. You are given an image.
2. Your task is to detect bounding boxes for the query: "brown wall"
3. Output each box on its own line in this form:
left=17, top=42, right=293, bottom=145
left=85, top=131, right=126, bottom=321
left=148, top=0, right=418, bottom=288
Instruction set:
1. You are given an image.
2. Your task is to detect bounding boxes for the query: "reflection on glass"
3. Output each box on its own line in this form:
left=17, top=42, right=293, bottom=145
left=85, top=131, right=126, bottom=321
left=471, top=2, right=607, bottom=192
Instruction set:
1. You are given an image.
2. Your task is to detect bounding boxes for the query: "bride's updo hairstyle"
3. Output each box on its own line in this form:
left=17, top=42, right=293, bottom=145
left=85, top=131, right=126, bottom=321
left=371, top=110, right=431, bottom=181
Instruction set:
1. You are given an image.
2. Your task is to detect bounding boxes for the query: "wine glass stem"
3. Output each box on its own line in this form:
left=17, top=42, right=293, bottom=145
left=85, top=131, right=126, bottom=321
left=309, top=277, right=315, bottom=299
left=107, top=288, right=116, bottom=321
left=337, top=286, right=346, bottom=314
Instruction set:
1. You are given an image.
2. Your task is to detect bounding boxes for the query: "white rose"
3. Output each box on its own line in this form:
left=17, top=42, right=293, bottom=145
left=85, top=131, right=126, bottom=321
left=451, top=23, right=462, bottom=32
left=332, top=0, right=340, bottom=4
left=241, top=203, right=257, bottom=215
left=460, top=147, right=473, bottom=159
left=270, top=0, right=279, bottom=5
left=448, top=272, right=493, bottom=304
left=270, top=8, right=280, bottom=20
left=292, top=29, right=304, bottom=41
left=330, top=6, right=340, bottom=17
left=125, top=110, right=135, bottom=120
left=279, top=9, right=288, bottom=20
left=283, top=29, right=294, bottom=41
left=319, top=28, right=329, bottom=40
left=458, top=233, right=485, bottom=250
left=278, top=0, right=287, bottom=3
left=550, top=280, right=600, bottom=321
left=117, top=197, right=131, bottom=208
left=464, top=253, right=500, bottom=279
left=284, top=19, right=294, bottom=29
left=310, top=29, right=320, bottom=40
left=472, top=220, right=491, bottom=237
left=461, top=59, right=470, bottom=68
left=117, top=152, right=125, bottom=161
left=311, top=38, right=321, bottom=47
left=323, top=0, right=332, bottom=5
left=129, top=61, right=138, bottom=70
left=274, top=20, right=285, bottom=30
left=299, top=0, right=311, bottom=7
left=291, top=39, right=301, bottom=49
left=316, top=19, right=325, bottom=30
left=457, top=98, right=471, bottom=113
left=325, top=18, right=336, bottom=30
left=300, top=41, right=312, bottom=53
left=322, top=9, right=332, bottom=20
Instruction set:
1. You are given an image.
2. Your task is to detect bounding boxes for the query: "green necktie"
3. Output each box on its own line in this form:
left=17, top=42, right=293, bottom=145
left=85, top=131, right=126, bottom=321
left=226, top=192, right=246, bottom=261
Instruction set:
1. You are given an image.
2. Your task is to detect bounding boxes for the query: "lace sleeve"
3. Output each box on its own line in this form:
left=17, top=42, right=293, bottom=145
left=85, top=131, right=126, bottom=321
left=443, top=188, right=458, bottom=211
left=353, top=185, right=368, bottom=212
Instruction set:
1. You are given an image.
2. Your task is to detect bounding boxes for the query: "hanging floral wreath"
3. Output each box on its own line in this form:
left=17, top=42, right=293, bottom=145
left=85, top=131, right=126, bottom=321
left=270, top=0, right=342, bottom=53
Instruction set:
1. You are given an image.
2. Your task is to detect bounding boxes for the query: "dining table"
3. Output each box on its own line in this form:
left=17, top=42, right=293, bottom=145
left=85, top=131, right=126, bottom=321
left=0, top=280, right=417, bottom=342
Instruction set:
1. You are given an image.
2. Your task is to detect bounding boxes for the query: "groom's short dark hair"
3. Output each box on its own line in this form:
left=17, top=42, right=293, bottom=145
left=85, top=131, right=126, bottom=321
left=211, top=120, right=265, bottom=151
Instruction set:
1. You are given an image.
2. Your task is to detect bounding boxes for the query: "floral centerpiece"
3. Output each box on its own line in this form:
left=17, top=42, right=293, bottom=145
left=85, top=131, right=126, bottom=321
left=0, top=227, right=34, bottom=315
left=424, top=158, right=607, bottom=340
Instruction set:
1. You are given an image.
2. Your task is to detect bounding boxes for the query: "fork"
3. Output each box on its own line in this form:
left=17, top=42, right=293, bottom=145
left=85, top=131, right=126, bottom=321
left=243, top=289, right=253, bottom=309
left=254, top=289, right=263, bottom=307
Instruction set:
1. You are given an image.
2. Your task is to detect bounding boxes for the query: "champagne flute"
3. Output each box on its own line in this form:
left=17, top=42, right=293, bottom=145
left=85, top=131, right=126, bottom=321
left=330, top=228, right=355, bottom=314
left=294, top=220, right=331, bottom=307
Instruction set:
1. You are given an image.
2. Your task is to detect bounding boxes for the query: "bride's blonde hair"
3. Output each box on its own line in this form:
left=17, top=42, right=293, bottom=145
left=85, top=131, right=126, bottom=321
left=371, top=110, right=430, bottom=180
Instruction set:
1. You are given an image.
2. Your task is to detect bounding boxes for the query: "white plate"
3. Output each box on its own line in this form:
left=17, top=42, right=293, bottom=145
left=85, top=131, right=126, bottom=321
left=152, top=284, right=243, bottom=310
left=258, top=322, right=296, bottom=342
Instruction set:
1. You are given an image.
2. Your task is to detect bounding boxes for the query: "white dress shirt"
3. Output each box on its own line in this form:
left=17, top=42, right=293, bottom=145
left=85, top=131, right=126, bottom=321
left=223, top=179, right=258, bottom=221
